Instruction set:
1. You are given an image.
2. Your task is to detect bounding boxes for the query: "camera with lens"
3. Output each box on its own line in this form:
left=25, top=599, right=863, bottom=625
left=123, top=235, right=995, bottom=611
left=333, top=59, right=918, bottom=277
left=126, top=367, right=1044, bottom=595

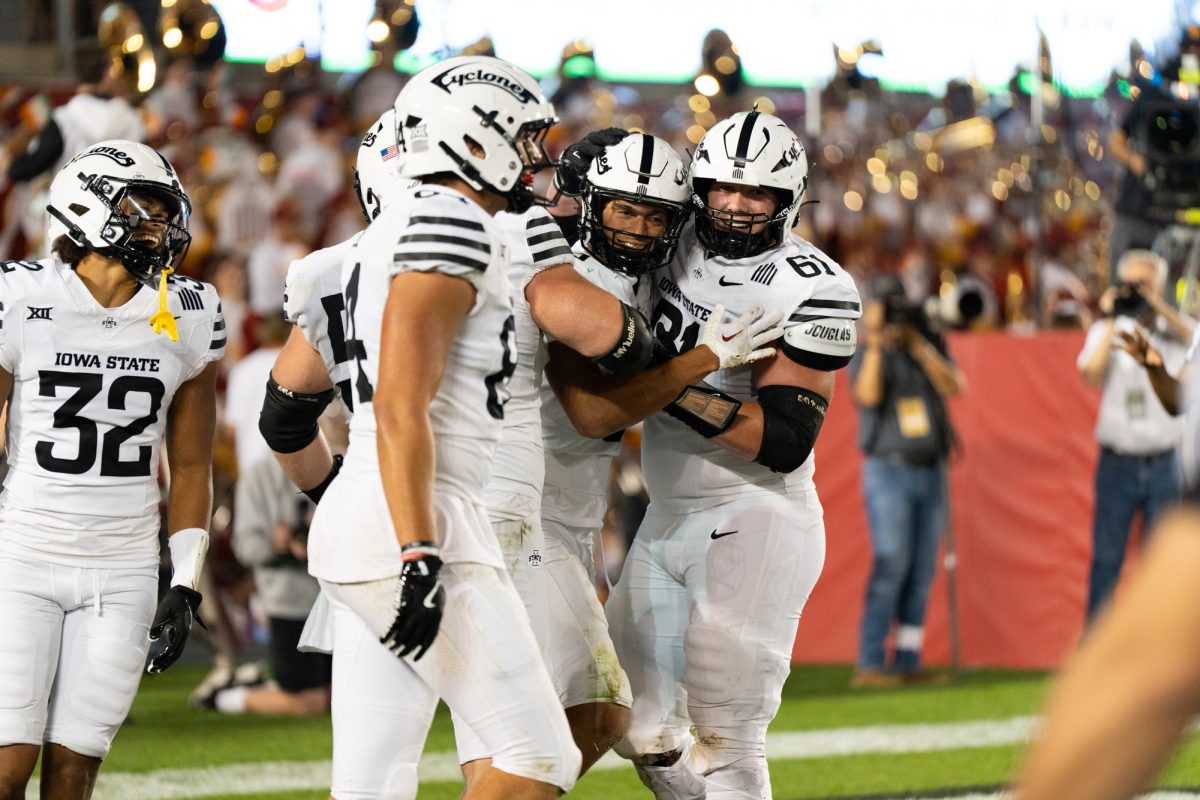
left=883, top=294, right=918, bottom=326
left=1137, top=97, right=1200, bottom=221
left=1112, top=282, right=1151, bottom=318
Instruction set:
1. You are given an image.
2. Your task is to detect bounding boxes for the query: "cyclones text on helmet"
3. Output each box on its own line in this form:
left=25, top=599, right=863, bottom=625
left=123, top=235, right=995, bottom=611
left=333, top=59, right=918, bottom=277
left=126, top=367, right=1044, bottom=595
left=47, top=140, right=192, bottom=280
left=392, top=55, right=558, bottom=213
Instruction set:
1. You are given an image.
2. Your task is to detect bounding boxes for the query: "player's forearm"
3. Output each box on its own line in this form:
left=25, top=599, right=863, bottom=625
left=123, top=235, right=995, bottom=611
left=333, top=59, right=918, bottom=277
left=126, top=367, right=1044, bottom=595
left=1147, top=364, right=1181, bottom=415
left=167, top=462, right=214, bottom=533
left=1016, top=509, right=1200, bottom=800
left=376, top=405, right=438, bottom=548
left=710, top=401, right=767, bottom=461
left=274, top=433, right=335, bottom=491
left=553, top=347, right=718, bottom=438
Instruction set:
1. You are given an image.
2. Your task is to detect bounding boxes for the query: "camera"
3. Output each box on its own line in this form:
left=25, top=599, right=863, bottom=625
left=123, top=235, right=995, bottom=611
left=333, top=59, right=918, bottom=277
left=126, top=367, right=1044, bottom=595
left=883, top=294, right=918, bottom=326
left=1136, top=98, right=1200, bottom=220
left=1112, top=282, right=1151, bottom=318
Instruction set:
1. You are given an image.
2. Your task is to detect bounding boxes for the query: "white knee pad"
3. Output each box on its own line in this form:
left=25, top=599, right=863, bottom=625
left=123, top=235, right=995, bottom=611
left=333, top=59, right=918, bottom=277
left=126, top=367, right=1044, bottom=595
left=700, top=754, right=771, bottom=800
left=0, top=623, right=46, bottom=746
left=50, top=613, right=148, bottom=758
left=542, top=527, right=631, bottom=710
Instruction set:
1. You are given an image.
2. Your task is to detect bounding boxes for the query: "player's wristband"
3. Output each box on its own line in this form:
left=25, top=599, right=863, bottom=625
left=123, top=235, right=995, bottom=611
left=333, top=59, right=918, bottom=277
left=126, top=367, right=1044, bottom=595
left=302, top=453, right=343, bottom=505
left=400, top=541, right=441, bottom=561
left=664, top=384, right=742, bottom=438
left=168, top=528, right=209, bottom=591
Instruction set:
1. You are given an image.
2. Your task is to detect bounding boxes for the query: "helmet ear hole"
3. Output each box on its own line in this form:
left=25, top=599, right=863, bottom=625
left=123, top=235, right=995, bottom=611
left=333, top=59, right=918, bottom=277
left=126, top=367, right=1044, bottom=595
left=69, top=203, right=89, bottom=216
left=462, top=135, right=486, bottom=159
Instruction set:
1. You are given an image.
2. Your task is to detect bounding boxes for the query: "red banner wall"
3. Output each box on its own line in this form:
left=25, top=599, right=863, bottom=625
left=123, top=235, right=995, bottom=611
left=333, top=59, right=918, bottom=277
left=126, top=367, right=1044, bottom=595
left=796, top=329, right=1108, bottom=669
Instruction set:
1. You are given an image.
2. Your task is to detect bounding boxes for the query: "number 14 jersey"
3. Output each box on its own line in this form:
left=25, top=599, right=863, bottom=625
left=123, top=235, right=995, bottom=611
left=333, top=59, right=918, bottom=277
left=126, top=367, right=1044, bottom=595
left=0, top=258, right=224, bottom=569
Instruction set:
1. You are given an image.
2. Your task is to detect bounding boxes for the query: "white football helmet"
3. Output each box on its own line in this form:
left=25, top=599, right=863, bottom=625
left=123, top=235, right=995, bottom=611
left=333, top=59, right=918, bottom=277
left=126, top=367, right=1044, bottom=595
left=580, top=133, right=691, bottom=275
left=47, top=139, right=191, bottom=279
left=392, top=55, right=558, bottom=212
left=690, top=110, right=808, bottom=259
left=354, top=108, right=404, bottom=222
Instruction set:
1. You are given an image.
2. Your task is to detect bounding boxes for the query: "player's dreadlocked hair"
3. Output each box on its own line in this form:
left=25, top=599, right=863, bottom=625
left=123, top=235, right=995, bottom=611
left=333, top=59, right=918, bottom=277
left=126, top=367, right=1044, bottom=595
left=51, top=235, right=89, bottom=268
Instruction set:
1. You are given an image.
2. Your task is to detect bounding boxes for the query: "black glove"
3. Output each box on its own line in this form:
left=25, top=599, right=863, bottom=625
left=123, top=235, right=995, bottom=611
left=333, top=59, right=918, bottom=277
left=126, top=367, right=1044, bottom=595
left=380, top=542, right=445, bottom=661
left=301, top=453, right=343, bottom=505
left=145, top=586, right=205, bottom=674
left=554, top=127, right=630, bottom=196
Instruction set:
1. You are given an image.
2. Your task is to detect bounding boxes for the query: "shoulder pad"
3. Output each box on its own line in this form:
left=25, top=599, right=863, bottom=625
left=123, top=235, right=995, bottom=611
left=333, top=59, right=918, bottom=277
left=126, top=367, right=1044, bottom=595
left=781, top=317, right=857, bottom=371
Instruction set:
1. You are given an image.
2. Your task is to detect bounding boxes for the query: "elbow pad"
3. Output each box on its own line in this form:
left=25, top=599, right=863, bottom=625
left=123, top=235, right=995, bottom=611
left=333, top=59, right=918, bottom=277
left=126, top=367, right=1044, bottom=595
left=259, top=376, right=335, bottom=454
left=755, top=386, right=829, bottom=473
left=591, top=301, right=655, bottom=376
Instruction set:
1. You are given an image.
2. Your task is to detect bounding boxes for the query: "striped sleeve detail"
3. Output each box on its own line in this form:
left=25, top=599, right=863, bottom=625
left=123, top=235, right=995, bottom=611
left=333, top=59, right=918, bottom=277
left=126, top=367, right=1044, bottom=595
left=524, top=217, right=573, bottom=268
left=795, top=279, right=863, bottom=320
left=392, top=209, right=493, bottom=277
left=208, top=301, right=227, bottom=353
left=179, top=289, right=204, bottom=312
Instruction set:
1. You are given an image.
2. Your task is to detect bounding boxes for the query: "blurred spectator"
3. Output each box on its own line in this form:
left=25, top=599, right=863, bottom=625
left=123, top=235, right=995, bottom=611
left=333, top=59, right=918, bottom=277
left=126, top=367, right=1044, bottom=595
left=247, top=200, right=309, bottom=316
left=1077, top=250, right=1191, bottom=621
left=850, top=274, right=966, bottom=688
left=6, top=42, right=144, bottom=185
left=224, top=312, right=290, bottom=474
left=198, top=454, right=329, bottom=716
left=204, top=251, right=250, bottom=364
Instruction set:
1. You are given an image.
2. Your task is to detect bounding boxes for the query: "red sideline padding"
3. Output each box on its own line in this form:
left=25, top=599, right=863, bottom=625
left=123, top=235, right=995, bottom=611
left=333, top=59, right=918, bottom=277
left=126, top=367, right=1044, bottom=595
left=796, top=330, right=1103, bottom=669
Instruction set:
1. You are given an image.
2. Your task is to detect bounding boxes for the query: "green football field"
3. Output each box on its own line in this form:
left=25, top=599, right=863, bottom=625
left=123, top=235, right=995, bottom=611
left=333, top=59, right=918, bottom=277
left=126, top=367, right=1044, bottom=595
left=62, top=664, right=1200, bottom=799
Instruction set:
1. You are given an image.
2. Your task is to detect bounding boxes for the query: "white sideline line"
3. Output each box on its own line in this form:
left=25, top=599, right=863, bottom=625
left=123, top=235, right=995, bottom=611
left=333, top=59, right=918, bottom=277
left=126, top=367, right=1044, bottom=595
left=47, top=715, right=1171, bottom=799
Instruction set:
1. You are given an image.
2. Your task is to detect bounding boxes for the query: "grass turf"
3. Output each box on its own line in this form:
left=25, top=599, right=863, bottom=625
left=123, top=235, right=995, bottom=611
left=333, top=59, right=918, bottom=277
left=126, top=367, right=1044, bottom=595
left=87, top=664, right=1200, bottom=799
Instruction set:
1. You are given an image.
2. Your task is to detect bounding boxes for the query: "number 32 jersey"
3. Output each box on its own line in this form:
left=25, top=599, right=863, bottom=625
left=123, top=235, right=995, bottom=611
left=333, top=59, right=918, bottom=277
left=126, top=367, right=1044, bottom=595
left=644, top=226, right=861, bottom=509
left=0, top=258, right=224, bottom=569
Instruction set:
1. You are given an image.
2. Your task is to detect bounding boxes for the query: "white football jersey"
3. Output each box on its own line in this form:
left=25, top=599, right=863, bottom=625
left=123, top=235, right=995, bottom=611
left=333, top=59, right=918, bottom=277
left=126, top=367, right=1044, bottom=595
left=307, top=185, right=514, bottom=581
left=540, top=246, right=652, bottom=529
left=642, top=225, right=861, bottom=510
left=283, top=235, right=359, bottom=417
left=486, top=208, right=572, bottom=508
left=0, top=258, right=224, bottom=568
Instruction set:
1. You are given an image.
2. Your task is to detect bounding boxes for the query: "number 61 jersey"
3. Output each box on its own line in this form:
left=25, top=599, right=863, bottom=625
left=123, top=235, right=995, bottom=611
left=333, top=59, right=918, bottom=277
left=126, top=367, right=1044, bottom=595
left=0, top=258, right=224, bottom=569
left=644, top=226, right=861, bottom=509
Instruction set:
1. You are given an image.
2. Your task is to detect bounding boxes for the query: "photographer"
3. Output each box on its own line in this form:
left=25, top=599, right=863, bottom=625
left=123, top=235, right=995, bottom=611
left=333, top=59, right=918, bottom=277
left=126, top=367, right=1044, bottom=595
left=1077, top=250, right=1190, bottom=622
left=850, top=275, right=966, bottom=688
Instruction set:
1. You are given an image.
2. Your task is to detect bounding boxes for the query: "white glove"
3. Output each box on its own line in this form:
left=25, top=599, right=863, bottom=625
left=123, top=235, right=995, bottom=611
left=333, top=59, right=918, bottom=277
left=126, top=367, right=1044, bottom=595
left=700, top=304, right=785, bottom=369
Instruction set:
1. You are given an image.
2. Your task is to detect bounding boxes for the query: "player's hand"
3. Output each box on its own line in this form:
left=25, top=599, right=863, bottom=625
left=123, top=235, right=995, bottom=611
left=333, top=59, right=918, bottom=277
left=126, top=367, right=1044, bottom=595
left=145, top=586, right=204, bottom=674
left=554, top=128, right=629, bottom=196
left=380, top=542, right=445, bottom=661
left=700, top=303, right=785, bottom=369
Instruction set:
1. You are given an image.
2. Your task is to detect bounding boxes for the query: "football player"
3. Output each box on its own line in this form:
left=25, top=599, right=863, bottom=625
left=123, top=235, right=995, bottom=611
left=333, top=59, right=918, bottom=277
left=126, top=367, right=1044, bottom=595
left=591, top=111, right=863, bottom=799
left=0, top=140, right=222, bottom=799
left=530, top=131, right=786, bottom=777
left=303, top=56, right=581, bottom=799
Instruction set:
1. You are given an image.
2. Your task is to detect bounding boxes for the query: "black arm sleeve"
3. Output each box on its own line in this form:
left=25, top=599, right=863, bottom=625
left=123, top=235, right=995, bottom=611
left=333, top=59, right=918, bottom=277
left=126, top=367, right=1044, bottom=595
left=8, top=120, right=64, bottom=183
left=755, top=386, right=829, bottom=473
